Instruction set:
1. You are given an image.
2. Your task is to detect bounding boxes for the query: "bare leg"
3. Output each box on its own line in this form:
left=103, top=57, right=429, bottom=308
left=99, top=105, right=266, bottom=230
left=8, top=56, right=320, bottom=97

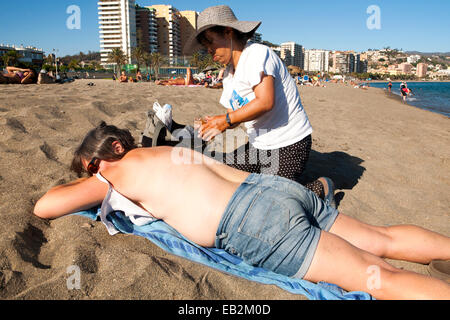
left=329, top=213, right=450, bottom=264
left=303, top=231, right=450, bottom=299
left=185, top=68, right=194, bottom=85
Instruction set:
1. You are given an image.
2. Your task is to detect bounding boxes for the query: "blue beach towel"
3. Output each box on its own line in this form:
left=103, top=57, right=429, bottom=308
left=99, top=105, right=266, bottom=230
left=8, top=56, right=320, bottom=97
left=74, top=207, right=373, bottom=300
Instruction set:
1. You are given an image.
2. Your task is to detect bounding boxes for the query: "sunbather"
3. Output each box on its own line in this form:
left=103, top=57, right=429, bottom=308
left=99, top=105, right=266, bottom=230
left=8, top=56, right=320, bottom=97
left=34, top=122, right=450, bottom=300
left=119, top=71, right=128, bottom=83
left=0, top=66, right=37, bottom=84
left=155, top=68, right=195, bottom=86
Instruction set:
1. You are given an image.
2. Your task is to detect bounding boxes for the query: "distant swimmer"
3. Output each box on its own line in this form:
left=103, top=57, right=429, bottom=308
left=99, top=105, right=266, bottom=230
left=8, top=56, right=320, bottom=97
left=400, top=82, right=408, bottom=102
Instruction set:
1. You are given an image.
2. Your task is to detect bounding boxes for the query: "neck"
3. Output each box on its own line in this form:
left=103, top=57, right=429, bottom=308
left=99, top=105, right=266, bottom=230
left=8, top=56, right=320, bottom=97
left=229, top=40, right=245, bottom=71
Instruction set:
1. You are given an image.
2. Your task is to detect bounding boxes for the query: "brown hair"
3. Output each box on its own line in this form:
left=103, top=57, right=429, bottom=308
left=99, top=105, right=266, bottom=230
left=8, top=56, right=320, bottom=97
left=71, top=121, right=137, bottom=177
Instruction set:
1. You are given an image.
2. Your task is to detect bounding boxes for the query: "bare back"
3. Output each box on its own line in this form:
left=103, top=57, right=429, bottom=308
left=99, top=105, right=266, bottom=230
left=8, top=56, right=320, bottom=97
left=100, top=147, right=250, bottom=247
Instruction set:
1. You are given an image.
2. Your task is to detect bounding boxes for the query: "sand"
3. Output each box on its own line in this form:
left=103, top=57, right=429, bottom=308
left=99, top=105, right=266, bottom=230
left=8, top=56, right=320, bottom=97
left=0, top=80, right=448, bottom=299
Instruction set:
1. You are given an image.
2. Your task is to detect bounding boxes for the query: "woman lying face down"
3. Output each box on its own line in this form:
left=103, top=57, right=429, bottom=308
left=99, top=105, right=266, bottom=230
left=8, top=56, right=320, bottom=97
left=34, top=122, right=450, bottom=300
left=0, top=67, right=37, bottom=84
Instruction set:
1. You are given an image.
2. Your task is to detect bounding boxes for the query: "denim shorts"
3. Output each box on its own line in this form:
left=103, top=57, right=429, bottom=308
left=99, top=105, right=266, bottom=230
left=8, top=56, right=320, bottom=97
left=215, top=173, right=339, bottom=278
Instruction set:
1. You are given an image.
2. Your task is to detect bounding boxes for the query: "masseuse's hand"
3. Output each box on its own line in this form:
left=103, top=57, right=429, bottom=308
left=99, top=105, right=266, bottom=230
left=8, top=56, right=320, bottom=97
left=198, top=115, right=229, bottom=142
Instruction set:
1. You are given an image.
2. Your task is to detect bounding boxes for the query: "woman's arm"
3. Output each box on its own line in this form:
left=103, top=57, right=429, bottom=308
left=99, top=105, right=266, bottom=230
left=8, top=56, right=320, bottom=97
left=34, top=176, right=108, bottom=220
left=21, top=72, right=34, bottom=84
left=199, top=74, right=275, bottom=141
left=6, top=67, right=29, bottom=73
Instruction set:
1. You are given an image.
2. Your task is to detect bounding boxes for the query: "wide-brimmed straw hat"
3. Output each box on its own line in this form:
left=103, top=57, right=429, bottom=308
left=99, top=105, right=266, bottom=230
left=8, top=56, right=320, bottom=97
left=185, top=5, right=261, bottom=52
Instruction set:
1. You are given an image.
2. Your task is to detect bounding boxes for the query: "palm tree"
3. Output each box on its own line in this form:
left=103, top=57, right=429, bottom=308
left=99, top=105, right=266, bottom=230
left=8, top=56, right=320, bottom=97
left=143, top=52, right=153, bottom=76
left=107, top=48, right=128, bottom=77
left=150, top=52, right=165, bottom=80
left=131, top=47, right=146, bottom=71
left=189, top=51, right=221, bottom=72
left=45, top=54, right=55, bottom=66
left=68, top=59, right=80, bottom=71
left=189, top=52, right=202, bottom=68
left=2, top=50, right=22, bottom=67
left=91, top=61, right=101, bottom=71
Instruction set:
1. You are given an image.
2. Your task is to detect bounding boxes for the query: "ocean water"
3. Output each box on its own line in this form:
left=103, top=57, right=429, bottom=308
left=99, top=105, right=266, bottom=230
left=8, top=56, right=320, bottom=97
left=369, top=82, right=450, bottom=118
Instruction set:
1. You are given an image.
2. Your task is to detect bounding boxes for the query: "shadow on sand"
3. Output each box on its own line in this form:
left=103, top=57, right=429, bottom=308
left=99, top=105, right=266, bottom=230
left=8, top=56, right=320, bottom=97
left=298, top=150, right=366, bottom=207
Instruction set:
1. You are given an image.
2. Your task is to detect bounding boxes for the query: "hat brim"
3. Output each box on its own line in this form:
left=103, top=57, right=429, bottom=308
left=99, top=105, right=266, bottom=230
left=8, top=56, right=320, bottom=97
left=184, top=20, right=261, bottom=54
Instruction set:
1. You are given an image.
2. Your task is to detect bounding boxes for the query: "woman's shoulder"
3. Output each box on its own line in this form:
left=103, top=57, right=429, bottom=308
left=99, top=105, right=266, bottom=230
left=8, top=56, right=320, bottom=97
left=245, top=42, right=271, bottom=54
left=243, top=43, right=280, bottom=64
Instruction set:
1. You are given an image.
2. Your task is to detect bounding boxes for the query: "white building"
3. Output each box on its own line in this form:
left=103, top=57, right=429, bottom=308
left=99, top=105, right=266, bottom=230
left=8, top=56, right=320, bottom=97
left=0, top=44, right=44, bottom=66
left=280, top=42, right=304, bottom=69
left=304, top=49, right=329, bottom=73
left=98, top=0, right=137, bottom=65
left=407, top=54, right=421, bottom=64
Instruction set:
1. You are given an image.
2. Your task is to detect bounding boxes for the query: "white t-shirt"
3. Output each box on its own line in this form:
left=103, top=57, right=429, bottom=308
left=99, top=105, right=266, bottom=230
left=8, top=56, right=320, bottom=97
left=220, top=43, right=313, bottom=150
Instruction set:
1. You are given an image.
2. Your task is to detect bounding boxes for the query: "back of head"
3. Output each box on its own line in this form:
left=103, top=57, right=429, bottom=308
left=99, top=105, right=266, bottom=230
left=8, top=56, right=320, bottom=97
left=29, top=68, right=38, bottom=84
left=71, top=121, right=137, bottom=176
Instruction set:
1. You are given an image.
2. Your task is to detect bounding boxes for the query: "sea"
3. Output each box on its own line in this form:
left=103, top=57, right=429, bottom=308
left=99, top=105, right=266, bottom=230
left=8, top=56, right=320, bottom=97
left=369, top=82, right=450, bottom=118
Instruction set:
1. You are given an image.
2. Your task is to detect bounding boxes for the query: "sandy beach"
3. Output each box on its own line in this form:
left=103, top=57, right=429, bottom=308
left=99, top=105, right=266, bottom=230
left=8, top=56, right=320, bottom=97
left=0, top=79, right=448, bottom=299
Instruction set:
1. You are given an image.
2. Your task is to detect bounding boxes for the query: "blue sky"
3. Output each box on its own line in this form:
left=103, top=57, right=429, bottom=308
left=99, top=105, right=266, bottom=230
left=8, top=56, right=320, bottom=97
left=1, top=0, right=449, bottom=57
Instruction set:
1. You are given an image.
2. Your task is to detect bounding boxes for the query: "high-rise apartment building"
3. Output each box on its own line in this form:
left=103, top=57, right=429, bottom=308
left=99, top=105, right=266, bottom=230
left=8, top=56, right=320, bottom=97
left=250, top=32, right=263, bottom=44
left=304, top=49, right=329, bottom=72
left=417, top=63, right=428, bottom=78
left=399, top=62, right=413, bottom=74
left=147, top=5, right=182, bottom=64
left=98, top=0, right=137, bottom=65
left=280, top=42, right=304, bottom=69
left=136, top=5, right=158, bottom=53
left=332, top=51, right=366, bottom=74
left=179, top=10, right=198, bottom=55
left=332, top=51, right=349, bottom=74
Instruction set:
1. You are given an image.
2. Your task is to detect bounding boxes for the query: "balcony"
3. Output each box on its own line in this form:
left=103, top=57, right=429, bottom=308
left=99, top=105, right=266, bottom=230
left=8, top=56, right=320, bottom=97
left=100, top=43, right=122, bottom=49
left=99, top=15, right=121, bottom=20
left=97, top=1, right=121, bottom=5
left=99, top=25, right=122, bottom=29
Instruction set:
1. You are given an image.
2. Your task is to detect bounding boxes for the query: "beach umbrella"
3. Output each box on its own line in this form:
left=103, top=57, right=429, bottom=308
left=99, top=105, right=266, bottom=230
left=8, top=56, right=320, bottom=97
left=202, top=65, right=218, bottom=72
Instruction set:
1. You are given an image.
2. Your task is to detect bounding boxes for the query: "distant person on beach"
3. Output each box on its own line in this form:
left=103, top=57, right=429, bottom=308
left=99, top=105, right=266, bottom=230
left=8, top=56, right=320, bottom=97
left=136, top=70, right=143, bottom=82
left=33, top=122, right=450, bottom=300
left=400, top=82, right=408, bottom=102
left=205, top=68, right=225, bottom=89
left=119, top=71, right=128, bottom=83
left=188, top=5, right=329, bottom=203
left=0, top=66, right=38, bottom=84
left=388, top=81, right=392, bottom=93
left=155, top=68, right=195, bottom=86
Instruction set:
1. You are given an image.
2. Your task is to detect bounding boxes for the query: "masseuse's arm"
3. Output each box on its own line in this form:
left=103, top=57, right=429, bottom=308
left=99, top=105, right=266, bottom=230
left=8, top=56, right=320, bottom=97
left=34, top=177, right=108, bottom=220
left=199, top=74, right=275, bottom=141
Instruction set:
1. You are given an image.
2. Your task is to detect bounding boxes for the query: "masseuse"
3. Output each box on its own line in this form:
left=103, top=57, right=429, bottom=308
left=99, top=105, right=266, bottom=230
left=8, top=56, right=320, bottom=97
left=191, top=5, right=333, bottom=205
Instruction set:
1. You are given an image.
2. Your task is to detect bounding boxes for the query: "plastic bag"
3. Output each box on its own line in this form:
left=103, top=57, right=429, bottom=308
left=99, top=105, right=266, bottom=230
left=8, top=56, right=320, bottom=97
left=153, top=102, right=172, bottom=131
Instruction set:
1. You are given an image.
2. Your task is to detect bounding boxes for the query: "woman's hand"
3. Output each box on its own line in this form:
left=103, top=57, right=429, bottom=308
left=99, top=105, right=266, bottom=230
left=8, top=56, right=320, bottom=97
left=197, top=74, right=275, bottom=142
left=198, top=115, right=230, bottom=141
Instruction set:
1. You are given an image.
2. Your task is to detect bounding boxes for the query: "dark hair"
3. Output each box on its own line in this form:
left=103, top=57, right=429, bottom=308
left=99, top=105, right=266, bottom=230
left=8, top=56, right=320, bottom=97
left=197, top=26, right=255, bottom=47
left=71, top=121, right=137, bottom=177
left=29, top=68, right=38, bottom=84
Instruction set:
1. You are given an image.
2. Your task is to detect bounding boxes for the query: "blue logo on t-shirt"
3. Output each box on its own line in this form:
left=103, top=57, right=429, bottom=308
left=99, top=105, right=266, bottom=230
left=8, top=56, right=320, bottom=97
left=229, top=90, right=249, bottom=111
